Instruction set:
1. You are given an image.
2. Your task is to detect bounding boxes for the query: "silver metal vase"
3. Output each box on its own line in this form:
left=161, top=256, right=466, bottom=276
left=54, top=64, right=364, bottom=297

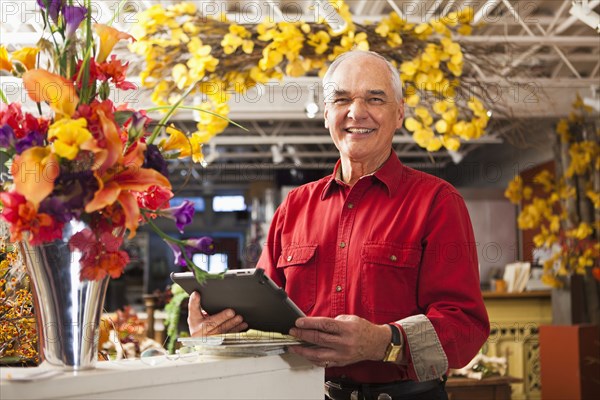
left=19, top=220, right=110, bottom=370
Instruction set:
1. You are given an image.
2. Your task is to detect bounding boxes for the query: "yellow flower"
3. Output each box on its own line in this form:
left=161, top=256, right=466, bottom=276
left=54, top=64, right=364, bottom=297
left=566, top=141, right=598, bottom=177
left=404, top=117, right=422, bottom=132
left=505, top=176, right=524, bottom=204
left=187, top=39, right=219, bottom=80
left=48, top=118, right=93, bottom=160
left=533, top=170, right=555, bottom=192
left=435, top=120, right=448, bottom=134
left=426, top=136, right=442, bottom=152
left=307, top=31, right=331, bottom=55
left=586, top=190, right=600, bottom=208
left=567, top=223, right=593, bottom=240
left=160, top=126, right=190, bottom=154
left=172, top=64, right=193, bottom=90
left=286, top=59, right=306, bottom=77
left=442, top=136, right=460, bottom=151
left=556, top=119, right=570, bottom=142
left=400, top=60, right=418, bottom=77
left=413, top=129, right=434, bottom=147
left=415, top=107, right=433, bottom=126
left=0, top=45, right=12, bottom=71
left=405, top=94, right=420, bottom=107
left=10, top=47, right=39, bottom=70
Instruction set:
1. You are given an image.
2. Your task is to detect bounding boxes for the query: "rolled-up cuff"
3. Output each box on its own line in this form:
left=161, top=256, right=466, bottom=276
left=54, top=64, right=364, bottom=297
left=398, top=314, right=448, bottom=382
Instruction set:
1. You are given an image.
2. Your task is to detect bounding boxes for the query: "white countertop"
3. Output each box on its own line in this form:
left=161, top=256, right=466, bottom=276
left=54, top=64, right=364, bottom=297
left=0, top=352, right=324, bottom=399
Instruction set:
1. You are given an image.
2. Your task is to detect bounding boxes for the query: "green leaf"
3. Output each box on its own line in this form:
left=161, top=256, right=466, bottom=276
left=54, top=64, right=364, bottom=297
left=0, top=87, right=7, bottom=104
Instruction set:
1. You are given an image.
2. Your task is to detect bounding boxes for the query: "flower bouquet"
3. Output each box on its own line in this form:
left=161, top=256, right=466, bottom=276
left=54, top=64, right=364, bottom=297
left=0, top=1, right=225, bottom=368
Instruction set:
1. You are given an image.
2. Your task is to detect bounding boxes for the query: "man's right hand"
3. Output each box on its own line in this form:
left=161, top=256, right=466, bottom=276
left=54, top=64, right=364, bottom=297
left=187, top=291, right=248, bottom=337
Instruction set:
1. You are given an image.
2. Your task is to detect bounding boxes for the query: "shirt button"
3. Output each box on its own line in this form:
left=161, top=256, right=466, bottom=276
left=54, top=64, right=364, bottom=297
left=347, top=203, right=354, bottom=209
left=286, top=255, right=293, bottom=262
left=390, top=255, right=397, bottom=261
left=339, top=242, right=346, bottom=248
left=336, top=285, right=342, bottom=292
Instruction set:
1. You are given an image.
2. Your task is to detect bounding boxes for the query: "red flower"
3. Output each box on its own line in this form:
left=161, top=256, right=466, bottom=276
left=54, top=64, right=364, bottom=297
left=136, top=185, right=172, bottom=211
left=69, top=228, right=130, bottom=280
left=0, top=191, right=63, bottom=244
left=0, top=102, right=46, bottom=139
left=97, top=55, right=136, bottom=90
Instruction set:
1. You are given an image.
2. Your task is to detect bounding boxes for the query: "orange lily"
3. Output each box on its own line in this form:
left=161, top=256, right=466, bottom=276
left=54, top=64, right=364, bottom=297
left=94, top=24, right=135, bottom=63
left=22, top=69, right=79, bottom=117
left=85, top=114, right=171, bottom=237
left=11, top=146, right=59, bottom=207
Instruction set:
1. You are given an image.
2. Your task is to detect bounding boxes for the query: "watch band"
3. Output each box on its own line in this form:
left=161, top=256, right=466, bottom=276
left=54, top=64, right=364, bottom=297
left=388, top=323, right=402, bottom=345
left=383, top=323, right=403, bottom=363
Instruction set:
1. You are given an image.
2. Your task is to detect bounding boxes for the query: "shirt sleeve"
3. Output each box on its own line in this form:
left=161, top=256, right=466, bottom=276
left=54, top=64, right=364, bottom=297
left=256, top=199, right=287, bottom=288
left=398, top=188, right=490, bottom=381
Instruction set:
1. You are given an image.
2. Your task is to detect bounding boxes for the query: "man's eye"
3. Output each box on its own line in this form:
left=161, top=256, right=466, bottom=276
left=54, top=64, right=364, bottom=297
left=334, top=98, right=350, bottom=105
left=369, top=98, right=384, bottom=103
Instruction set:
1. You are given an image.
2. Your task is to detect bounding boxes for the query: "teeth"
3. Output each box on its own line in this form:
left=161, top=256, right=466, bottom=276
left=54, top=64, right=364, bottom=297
left=346, top=128, right=374, bottom=134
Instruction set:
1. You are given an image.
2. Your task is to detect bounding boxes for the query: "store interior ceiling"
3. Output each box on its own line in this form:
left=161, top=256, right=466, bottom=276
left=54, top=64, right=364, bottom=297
left=2, top=0, right=599, bottom=193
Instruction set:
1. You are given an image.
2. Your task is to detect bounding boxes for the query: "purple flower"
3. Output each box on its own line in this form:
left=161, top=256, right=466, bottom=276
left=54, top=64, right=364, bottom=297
left=168, top=237, right=215, bottom=267
left=41, top=169, right=98, bottom=221
left=162, top=200, right=195, bottom=233
left=15, top=130, right=45, bottom=154
left=0, top=125, right=15, bottom=148
left=143, top=144, right=169, bottom=178
left=128, top=112, right=149, bottom=141
left=37, top=0, right=63, bottom=23
left=62, top=5, right=87, bottom=40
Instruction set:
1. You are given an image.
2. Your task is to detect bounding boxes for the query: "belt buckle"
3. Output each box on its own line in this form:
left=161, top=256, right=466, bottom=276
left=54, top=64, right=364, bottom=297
left=377, top=394, right=392, bottom=400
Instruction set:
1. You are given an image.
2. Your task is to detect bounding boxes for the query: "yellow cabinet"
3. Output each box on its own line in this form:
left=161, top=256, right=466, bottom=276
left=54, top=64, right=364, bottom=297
left=482, top=291, right=552, bottom=400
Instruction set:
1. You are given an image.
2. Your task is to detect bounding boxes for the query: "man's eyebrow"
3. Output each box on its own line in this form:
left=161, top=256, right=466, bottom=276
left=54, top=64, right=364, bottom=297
left=331, top=89, right=349, bottom=97
left=330, top=89, right=389, bottom=97
left=368, top=90, right=388, bottom=97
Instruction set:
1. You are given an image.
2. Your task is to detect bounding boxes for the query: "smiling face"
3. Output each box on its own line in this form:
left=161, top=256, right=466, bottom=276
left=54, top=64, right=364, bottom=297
left=324, top=54, right=404, bottom=168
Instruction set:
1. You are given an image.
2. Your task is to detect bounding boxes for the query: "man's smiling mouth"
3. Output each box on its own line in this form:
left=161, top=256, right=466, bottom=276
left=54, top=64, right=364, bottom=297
left=345, top=128, right=375, bottom=134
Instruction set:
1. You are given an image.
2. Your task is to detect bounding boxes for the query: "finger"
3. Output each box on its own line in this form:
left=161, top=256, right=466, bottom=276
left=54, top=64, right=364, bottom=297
left=289, top=328, right=340, bottom=346
left=217, top=314, right=245, bottom=333
left=201, top=309, right=238, bottom=334
left=227, top=321, right=249, bottom=333
left=187, top=292, right=205, bottom=329
left=288, top=345, right=337, bottom=365
left=296, top=317, right=342, bottom=335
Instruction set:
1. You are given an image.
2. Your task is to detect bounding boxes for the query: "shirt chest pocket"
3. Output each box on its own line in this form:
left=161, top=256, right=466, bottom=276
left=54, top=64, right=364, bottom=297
left=360, top=243, right=421, bottom=317
left=276, top=244, right=318, bottom=314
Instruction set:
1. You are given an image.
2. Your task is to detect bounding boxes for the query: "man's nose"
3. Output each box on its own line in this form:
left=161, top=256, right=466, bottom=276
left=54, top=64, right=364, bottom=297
left=347, top=99, right=368, bottom=119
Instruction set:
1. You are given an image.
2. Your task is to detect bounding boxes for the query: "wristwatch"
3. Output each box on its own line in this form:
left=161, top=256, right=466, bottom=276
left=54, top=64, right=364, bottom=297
left=382, top=323, right=403, bottom=363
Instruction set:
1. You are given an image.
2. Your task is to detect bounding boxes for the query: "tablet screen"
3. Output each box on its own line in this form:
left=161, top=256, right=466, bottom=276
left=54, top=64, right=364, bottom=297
left=171, top=268, right=305, bottom=334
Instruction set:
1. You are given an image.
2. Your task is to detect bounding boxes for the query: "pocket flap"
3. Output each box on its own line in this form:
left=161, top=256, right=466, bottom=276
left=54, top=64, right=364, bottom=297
left=361, top=243, right=421, bottom=267
left=277, top=244, right=318, bottom=268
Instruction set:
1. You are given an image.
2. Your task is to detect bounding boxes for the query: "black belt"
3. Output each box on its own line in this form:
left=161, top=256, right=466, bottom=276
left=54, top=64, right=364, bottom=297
left=324, top=378, right=444, bottom=400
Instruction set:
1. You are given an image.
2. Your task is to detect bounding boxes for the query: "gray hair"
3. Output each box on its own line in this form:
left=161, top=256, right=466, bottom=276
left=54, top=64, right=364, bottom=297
left=322, top=50, right=403, bottom=102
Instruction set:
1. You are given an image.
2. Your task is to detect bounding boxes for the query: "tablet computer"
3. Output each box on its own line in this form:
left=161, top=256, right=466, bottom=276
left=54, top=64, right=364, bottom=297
left=170, top=268, right=305, bottom=334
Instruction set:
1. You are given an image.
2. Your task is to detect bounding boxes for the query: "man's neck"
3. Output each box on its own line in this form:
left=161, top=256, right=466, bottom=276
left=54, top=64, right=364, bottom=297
left=339, top=152, right=390, bottom=187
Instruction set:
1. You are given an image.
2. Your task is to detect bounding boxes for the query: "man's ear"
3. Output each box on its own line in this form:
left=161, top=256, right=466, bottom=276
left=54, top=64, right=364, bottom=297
left=396, top=100, right=405, bottom=129
left=324, top=106, right=329, bottom=129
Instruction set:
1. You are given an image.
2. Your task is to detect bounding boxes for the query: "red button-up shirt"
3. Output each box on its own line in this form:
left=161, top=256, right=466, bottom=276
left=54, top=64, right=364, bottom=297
left=258, top=152, right=489, bottom=383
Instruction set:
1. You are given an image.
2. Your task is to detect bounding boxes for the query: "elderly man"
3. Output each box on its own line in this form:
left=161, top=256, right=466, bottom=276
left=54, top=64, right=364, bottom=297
left=188, top=51, right=489, bottom=399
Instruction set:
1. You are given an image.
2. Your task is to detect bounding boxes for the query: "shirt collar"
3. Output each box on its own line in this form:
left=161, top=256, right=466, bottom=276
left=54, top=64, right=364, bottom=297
left=320, top=151, right=402, bottom=200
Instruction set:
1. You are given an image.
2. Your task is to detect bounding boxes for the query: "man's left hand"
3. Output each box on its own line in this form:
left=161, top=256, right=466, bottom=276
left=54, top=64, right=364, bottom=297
left=287, top=315, right=392, bottom=368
